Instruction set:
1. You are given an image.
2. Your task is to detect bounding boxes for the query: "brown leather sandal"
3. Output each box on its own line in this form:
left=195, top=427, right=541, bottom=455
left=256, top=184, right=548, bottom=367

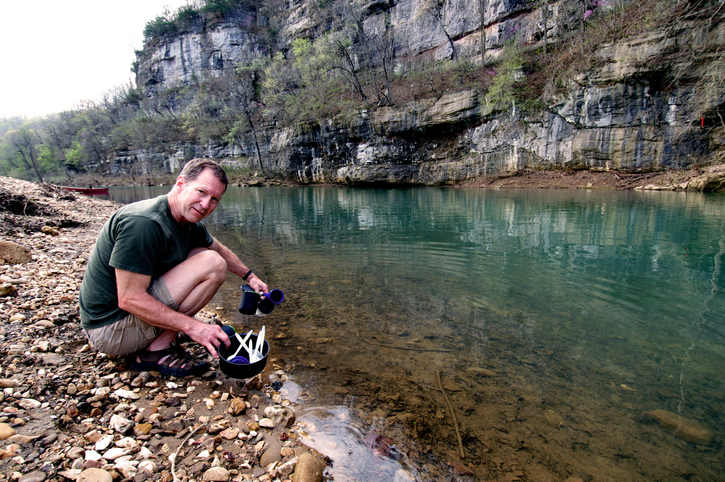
left=129, top=343, right=209, bottom=377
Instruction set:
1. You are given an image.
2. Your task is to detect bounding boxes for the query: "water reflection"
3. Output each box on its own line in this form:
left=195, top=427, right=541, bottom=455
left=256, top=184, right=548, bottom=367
left=110, top=186, right=725, bottom=481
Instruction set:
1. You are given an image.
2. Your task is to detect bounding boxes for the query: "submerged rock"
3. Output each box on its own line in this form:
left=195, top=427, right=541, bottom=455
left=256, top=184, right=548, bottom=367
left=647, top=410, right=714, bottom=446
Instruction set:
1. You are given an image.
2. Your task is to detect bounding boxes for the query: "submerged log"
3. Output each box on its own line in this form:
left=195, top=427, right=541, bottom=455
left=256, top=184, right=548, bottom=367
left=647, top=410, right=714, bottom=446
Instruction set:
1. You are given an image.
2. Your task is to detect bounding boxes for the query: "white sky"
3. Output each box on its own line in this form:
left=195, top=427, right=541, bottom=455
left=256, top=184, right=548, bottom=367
left=0, top=0, right=192, bottom=119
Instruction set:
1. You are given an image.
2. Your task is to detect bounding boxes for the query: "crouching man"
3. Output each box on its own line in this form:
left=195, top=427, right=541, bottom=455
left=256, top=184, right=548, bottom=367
left=79, top=158, right=268, bottom=376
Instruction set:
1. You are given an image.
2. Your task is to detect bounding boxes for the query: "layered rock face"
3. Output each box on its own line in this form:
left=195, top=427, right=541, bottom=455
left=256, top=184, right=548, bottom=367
left=136, top=3, right=268, bottom=94
left=134, top=0, right=725, bottom=187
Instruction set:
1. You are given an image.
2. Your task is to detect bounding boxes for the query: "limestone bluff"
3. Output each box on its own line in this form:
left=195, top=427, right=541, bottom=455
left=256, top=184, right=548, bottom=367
left=130, top=0, right=725, bottom=187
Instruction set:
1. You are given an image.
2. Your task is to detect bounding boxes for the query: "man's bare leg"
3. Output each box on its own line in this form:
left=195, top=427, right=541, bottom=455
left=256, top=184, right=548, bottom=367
left=144, top=248, right=227, bottom=358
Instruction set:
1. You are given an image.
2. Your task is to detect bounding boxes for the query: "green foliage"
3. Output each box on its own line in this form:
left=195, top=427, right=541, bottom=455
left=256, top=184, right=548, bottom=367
left=143, top=13, right=177, bottom=41
left=202, top=0, right=237, bottom=16
left=485, top=43, right=524, bottom=112
left=176, top=6, right=202, bottom=27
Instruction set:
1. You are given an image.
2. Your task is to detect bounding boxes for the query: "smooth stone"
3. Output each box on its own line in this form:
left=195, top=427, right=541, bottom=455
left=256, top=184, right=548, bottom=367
left=84, top=430, right=103, bottom=443
left=115, top=437, right=138, bottom=449
left=102, top=447, right=128, bottom=460
left=219, top=427, right=239, bottom=440
left=0, top=379, right=17, bottom=389
left=0, top=283, right=17, bottom=297
left=94, top=434, right=113, bottom=452
left=18, top=471, right=46, bottom=482
left=18, top=398, right=42, bottom=410
left=259, top=440, right=282, bottom=467
left=292, top=452, right=325, bottom=482
left=0, top=423, right=16, bottom=440
left=203, top=466, right=230, bottom=481
left=648, top=410, right=714, bottom=446
left=77, top=468, right=113, bottom=482
left=67, top=447, right=85, bottom=459
left=8, top=434, right=37, bottom=444
left=134, top=423, right=153, bottom=436
left=258, top=418, right=275, bottom=429
left=113, top=388, right=139, bottom=400
left=0, top=240, right=32, bottom=264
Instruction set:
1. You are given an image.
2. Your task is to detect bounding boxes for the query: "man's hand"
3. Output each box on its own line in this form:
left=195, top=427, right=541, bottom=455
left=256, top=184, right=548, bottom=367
left=187, top=321, right=231, bottom=359
left=248, top=275, right=268, bottom=294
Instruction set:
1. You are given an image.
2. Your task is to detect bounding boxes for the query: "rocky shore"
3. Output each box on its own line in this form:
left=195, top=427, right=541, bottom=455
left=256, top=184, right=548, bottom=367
left=0, top=176, right=328, bottom=482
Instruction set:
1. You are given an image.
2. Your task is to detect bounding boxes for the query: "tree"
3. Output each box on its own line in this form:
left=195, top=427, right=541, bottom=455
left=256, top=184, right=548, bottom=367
left=228, top=63, right=266, bottom=170
left=6, top=126, right=44, bottom=181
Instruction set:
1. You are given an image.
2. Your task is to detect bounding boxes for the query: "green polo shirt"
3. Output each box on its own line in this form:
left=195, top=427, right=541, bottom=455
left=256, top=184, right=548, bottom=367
left=79, top=195, right=213, bottom=329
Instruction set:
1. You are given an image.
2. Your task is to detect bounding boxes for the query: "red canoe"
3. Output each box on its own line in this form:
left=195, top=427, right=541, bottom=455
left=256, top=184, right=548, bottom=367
left=62, top=186, right=109, bottom=196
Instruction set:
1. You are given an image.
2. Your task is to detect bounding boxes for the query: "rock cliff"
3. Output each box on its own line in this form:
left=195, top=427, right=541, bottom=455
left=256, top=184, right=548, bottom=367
left=134, top=0, right=725, bottom=189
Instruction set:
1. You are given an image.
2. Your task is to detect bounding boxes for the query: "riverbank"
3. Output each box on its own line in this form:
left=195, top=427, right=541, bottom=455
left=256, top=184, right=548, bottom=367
left=46, top=162, right=725, bottom=192
left=0, top=176, right=328, bottom=482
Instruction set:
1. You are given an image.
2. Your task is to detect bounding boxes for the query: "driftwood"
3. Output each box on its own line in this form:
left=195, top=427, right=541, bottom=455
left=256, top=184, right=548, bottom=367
left=172, top=424, right=204, bottom=482
left=436, top=370, right=465, bottom=458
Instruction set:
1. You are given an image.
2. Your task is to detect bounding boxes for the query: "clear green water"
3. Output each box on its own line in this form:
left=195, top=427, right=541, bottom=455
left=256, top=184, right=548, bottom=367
left=109, top=186, right=725, bottom=481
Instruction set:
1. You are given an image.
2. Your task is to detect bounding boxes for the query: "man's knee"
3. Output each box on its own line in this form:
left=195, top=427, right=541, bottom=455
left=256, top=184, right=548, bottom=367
left=195, top=249, right=227, bottom=281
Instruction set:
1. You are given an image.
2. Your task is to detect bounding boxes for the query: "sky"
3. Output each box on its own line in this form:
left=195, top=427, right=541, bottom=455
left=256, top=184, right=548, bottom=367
left=0, top=0, right=192, bottom=119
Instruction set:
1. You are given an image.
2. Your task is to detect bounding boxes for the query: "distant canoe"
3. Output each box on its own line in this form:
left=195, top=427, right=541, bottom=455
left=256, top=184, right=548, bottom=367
left=62, top=186, right=109, bottom=196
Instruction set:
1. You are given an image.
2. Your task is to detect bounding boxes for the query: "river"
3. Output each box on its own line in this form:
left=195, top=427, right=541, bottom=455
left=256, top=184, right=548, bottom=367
left=108, top=185, right=725, bottom=481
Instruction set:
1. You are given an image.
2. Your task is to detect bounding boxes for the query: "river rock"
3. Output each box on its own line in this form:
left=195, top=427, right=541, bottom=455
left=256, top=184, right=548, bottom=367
left=94, top=434, right=113, bottom=452
left=219, top=427, right=239, bottom=440
left=134, top=422, right=153, bottom=435
left=203, top=466, right=230, bottom=481
left=0, top=379, right=18, bottom=389
left=110, top=414, right=134, bottom=433
left=228, top=397, right=246, bottom=416
left=18, top=398, right=42, bottom=410
left=77, top=468, right=113, bottom=482
left=292, top=452, right=325, bottom=482
left=102, top=447, right=129, bottom=460
left=263, top=405, right=295, bottom=428
left=259, top=440, right=283, bottom=467
left=113, top=388, right=139, bottom=400
left=114, top=458, right=138, bottom=478
left=647, top=410, right=714, bottom=446
left=0, top=423, right=16, bottom=440
left=0, top=240, right=32, bottom=264
left=18, top=471, right=46, bottom=482
left=0, top=283, right=17, bottom=297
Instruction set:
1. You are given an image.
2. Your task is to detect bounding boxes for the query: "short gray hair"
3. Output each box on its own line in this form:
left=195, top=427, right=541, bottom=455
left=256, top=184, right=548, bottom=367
left=179, top=158, right=228, bottom=190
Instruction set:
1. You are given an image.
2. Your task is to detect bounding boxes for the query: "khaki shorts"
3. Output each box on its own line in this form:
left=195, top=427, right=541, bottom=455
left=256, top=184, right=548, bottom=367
left=83, top=277, right=179, bottom=356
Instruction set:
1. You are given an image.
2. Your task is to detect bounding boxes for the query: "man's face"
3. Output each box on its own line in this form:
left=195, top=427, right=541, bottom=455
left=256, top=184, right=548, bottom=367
left=175, top=168, right=226, bottom=224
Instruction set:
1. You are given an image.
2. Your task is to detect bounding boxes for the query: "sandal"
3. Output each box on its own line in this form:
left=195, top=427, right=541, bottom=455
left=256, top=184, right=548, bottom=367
left=129, top=343, right=209, bottom=377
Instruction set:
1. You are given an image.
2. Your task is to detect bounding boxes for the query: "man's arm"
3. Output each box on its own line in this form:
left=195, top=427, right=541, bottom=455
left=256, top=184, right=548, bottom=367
left=209, top=239, right=269, bottom=293
left=115, top=268, right=229, bottom=357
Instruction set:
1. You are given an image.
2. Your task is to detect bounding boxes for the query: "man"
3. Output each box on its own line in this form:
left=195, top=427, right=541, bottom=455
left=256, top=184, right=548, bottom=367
left=79, top=158, right=268, bottom=376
